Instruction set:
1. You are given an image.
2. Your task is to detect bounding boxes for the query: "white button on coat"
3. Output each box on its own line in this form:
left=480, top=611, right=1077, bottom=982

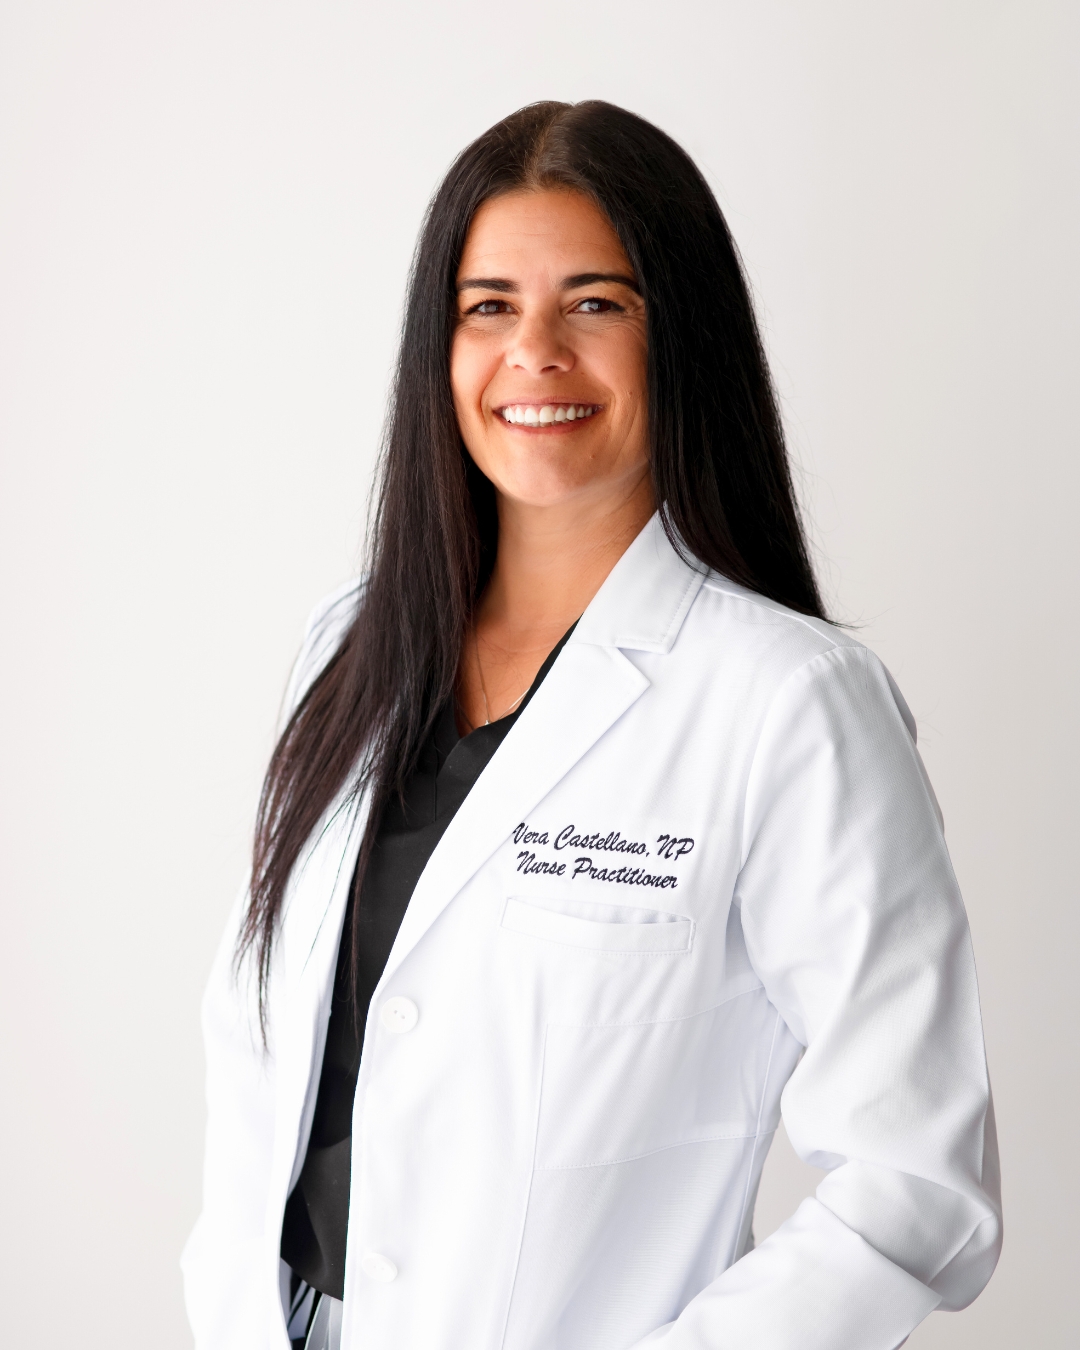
left=360, top=1252, right=398, bottom=1283
left=379, top=995, right=419, bottom=1034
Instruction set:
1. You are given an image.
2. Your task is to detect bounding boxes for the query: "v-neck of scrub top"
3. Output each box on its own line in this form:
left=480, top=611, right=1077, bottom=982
left=280, top=623, right=576, bottom=1300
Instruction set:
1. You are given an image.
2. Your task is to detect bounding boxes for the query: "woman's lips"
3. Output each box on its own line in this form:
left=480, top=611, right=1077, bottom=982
left=496, top=402, right=602, bottom=429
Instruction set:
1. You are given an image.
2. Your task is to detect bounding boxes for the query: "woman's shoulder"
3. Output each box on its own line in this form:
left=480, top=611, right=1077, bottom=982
left=693, top=570, right=858, bottom=658
left=302, top=575, right=366, bottom=645
left=280, top=576, right=366, bottom=724
left=684, top=571, right=916, bottom=741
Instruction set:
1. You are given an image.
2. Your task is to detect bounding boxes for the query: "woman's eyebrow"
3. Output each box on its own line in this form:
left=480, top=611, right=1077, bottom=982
left=457, top=277, right=517, bottom=293
left=456, top=272, right=641, bottom=295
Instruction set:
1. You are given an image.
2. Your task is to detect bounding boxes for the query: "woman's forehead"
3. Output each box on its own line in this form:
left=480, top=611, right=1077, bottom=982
left=458, top=189, right=632, bottom=281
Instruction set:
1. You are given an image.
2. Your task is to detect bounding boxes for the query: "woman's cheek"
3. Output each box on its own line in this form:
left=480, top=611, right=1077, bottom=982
left=451, top=339, right=497, bottom=425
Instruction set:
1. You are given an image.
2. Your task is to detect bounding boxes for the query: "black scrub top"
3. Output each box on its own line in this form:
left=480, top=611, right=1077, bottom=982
left=280, top=627, right=574, bottom=1299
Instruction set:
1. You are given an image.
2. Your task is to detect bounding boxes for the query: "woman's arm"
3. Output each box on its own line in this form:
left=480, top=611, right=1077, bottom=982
left=181, top=580, right=362, bottom=1349
left=181, top=882, right=280, bottom=1349
left=633, top=643, right=1001, bottom=1350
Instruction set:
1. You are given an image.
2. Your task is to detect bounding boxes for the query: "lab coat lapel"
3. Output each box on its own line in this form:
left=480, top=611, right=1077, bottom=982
left=269, top=784, right=368, bottom=1201
left=282, top=785, right=368, bottom=983
left=381, top=641, right=648, bottom=984
left=380, top=512, right=706, bottom=986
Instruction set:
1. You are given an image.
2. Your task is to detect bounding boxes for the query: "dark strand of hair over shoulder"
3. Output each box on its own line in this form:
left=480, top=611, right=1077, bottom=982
left=238, top=100, right=827, bottom=1029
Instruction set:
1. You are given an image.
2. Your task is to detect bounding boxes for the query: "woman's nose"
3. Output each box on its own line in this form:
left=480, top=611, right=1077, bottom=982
left=504, top=308, right=575, bottom=376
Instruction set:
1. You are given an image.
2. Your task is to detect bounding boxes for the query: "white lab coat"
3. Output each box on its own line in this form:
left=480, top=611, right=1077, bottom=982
left=182, top=513, right=1001, bottom=1350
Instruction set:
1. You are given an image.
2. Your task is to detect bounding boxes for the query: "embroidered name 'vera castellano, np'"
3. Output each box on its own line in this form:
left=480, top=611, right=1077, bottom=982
left=511, top=821, right=696, bottom=890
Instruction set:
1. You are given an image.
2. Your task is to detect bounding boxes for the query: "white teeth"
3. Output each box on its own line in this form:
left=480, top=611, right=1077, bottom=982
left=500, top=404, right=597, bottom=423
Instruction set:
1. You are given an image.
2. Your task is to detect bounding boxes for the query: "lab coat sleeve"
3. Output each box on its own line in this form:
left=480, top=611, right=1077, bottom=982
left=181, top=882, right=278, bottom=1350
left=632, top=643, right=1001, bottom=1350
left=181, top=580, right=362, bottom=1348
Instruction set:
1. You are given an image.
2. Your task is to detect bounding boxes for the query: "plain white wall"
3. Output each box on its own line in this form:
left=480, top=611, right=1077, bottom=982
left=1, top=1, right=1076, bottom=1345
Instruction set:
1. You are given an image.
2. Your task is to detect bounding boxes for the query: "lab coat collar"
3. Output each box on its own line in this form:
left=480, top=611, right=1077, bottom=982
left=570, top=509, right=706, bottom=653
left=377, top=511, right=705, bottom=988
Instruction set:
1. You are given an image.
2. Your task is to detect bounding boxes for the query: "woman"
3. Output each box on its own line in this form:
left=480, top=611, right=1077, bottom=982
left=182, top=101, right=1001, bottom=1350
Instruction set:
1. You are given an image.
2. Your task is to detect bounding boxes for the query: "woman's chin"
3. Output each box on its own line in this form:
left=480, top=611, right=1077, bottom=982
left=488, top=470, right=623, bottom=513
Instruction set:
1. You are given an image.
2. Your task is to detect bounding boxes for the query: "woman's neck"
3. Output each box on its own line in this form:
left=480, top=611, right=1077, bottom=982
left=455, top=474, right=655, bottom=733
left=479, top=476, right=656, bottom=646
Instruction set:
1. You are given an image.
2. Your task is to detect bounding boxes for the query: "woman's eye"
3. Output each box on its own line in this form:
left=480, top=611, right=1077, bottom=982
left=575, top=297, right=620, bottom=314
left=471, top=300, right=511, bottom=315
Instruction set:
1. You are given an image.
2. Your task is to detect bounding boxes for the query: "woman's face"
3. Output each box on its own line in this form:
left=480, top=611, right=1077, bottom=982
left=451, top=188, right=650, bottom=514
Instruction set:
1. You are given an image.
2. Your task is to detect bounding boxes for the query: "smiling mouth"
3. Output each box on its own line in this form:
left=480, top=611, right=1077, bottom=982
left=497, top=403, right=601, bottom=426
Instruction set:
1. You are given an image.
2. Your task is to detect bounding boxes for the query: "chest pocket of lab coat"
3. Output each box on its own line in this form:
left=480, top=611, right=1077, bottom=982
left=501, top=894, right=694, bottom=953
left=497, top=894, right=776, bottom=1170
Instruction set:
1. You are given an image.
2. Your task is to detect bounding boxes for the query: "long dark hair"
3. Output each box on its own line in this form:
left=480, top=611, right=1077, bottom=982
left=238, top=99, right=826, bottom=1017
